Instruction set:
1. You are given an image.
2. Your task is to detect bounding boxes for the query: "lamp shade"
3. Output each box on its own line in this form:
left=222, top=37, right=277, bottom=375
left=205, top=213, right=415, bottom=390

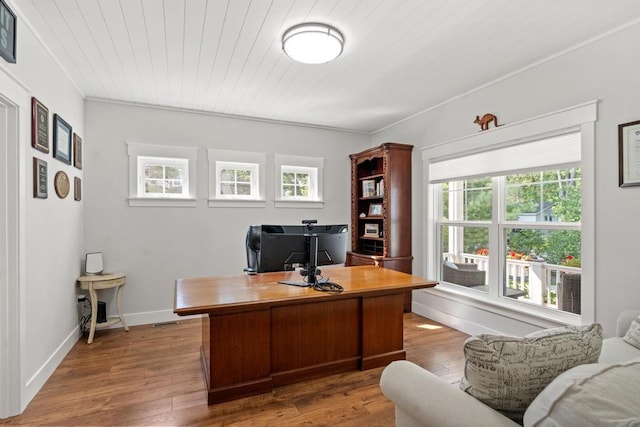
left=282, top=23, right=344, bottom=64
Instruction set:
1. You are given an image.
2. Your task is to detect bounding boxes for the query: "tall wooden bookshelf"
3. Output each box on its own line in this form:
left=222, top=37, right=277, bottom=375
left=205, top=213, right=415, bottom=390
left=346, top=143, right=413, bottom=311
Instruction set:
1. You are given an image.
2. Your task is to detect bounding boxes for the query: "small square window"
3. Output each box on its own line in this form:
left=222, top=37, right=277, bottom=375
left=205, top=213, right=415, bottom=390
left=208, top=149, right=266, bottom=208
left=274, top=154, right=324, bottom=208
left=127, top=143, right=198, bottom=207
left=215, top=162, right=259, bottom=199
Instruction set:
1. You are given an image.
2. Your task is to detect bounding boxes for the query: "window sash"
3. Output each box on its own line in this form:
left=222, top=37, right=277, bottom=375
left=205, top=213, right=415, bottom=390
left=215, top=161, right=259, bottom=199
left=137, top=156, right=189, bottom=198
left=281, top=165, right=317, bottom=200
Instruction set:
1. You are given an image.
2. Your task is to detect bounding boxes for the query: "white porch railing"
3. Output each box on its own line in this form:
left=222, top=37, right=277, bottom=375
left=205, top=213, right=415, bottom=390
left=443, top=252, right=581, bottom=310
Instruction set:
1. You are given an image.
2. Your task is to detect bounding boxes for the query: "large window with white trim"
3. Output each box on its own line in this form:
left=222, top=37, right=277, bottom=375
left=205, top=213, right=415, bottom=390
left=437, top=163, right=582, bottom=314
left=424, top=102, right=597, bottom=324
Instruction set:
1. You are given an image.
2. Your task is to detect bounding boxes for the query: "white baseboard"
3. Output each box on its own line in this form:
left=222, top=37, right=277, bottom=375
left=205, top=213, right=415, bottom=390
left=24, top=326, right=80, bottom=410
left=412, top=300, right=501, bottom=336
left=104, top=309, right=202, bottom=329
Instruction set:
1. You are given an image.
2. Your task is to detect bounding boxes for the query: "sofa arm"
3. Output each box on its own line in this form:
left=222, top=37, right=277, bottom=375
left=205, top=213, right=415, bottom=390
left=380, top=361, right=518, bottom=427
left=616, top=310, right=640, bottom=337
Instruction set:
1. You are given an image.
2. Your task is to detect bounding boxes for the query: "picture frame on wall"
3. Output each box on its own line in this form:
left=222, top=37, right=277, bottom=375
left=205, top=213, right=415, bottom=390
left=54, top=170, right=70, bottom=199
left=53, top=114, right=72, bottom=165
left=73, top=133, right=82, bottom=169
left=31, top=97, right=49, bottom=153
left=618, top=120, right=640, bottom=187
left=33, top=157, right=48, bottom=199
left=74, top=177, right=81, bottom=201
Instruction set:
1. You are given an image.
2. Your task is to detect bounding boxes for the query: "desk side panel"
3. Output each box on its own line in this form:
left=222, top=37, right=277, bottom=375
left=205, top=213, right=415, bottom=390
left=208, top=309, right=272, bottom=403
left=361, top=293, right=405, bottom=369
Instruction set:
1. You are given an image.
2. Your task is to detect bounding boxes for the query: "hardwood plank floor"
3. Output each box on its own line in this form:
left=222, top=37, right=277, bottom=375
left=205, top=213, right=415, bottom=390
left=1, top=313, right=468, bottom=426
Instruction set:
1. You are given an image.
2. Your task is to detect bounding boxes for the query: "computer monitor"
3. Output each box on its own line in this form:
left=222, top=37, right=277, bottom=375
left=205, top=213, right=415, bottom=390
left=245, top=223, right=348, bottom=274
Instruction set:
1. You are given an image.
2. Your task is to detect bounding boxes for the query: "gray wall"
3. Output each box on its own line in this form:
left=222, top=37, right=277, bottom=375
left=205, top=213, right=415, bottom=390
left=372, top=21, right=640, bottom=337
left=84, top=101, right=370, bottom=324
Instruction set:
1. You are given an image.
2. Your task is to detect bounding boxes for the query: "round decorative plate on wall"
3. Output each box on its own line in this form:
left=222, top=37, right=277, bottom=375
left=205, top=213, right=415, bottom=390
left=54, top=171, right=70, bottom=198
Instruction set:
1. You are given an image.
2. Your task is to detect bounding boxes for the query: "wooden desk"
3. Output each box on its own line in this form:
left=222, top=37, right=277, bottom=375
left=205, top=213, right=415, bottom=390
left=174, top=265, right=436, bottom=404
left=77, top=273, right=129, bottom=344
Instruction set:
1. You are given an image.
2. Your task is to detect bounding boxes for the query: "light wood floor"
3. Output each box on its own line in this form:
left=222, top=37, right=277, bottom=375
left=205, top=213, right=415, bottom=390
left=2, top=313, right=468, bottom=426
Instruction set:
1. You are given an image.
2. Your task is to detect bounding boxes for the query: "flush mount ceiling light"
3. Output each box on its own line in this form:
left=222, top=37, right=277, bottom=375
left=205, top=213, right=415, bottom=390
left=282, top=23, right=344, bottom=64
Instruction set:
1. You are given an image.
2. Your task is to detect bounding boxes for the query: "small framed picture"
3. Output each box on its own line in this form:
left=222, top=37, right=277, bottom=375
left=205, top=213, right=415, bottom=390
left=364, top=223, right=379, bottom=236
left=53, top=114, right=72, bottom=165
left=362, top=179, right=376, bottom=197
left=33, top=157, right=48, bottom=199
left=618, top=120, right=640, bottom=187
left=31, top=97, right=49, bottom=153
left=74, top=177, right=81, bottom=201
left=368, top=203, right=382, bottom=216
left=73, top=133, right=82, bottom=169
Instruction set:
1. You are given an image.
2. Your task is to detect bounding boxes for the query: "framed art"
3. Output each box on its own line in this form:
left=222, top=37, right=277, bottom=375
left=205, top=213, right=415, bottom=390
left=31, top=97, right=49, bottom=153
left=73, top=133, right=82, bottom=169
left=619, top=120, right=640, bottom=187
left=362, top=179, right=376, bottom=197
left=54, top=171, right=70, bottom=199
left=74, top=177, right=81, bottom=201
left=0, top=0, right=16, bottom=64
left=368, top=203, right=382, bottom=216
left=53, top=114, right=72, bottom=165
left=33, top=157, right=47, bottom=199
left=364, top=223, right=379, bottom=237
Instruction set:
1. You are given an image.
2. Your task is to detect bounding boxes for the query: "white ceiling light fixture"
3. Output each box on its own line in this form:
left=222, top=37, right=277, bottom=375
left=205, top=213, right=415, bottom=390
left=282, top=23, right=344, bottom=64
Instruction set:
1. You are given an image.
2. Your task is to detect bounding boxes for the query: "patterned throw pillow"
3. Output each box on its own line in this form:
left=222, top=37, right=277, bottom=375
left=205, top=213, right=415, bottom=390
left=460, top=323, right=603, bottom=422
left=623, top=317, right=640, bottom=349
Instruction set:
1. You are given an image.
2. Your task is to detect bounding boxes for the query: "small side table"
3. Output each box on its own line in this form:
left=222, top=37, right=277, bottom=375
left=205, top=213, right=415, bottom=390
left=77, top=273, right=129, bottom=344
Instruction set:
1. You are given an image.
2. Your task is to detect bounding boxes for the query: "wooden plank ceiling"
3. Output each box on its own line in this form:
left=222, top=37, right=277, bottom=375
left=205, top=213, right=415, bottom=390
left=14, top=0, right=640, bottom=132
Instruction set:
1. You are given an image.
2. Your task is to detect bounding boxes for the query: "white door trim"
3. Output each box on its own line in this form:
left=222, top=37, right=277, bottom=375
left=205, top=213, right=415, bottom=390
left=0, top=73, right=26, bottom=418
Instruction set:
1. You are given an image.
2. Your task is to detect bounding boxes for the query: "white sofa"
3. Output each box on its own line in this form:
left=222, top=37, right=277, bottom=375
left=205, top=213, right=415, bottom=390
left=380, top=310, right=640, bottom=427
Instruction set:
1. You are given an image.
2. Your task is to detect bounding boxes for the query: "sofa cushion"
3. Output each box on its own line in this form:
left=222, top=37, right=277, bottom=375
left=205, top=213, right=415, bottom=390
left=523, top=358, right=640, bottom=426
left=460, top=323, right=602, bottom=422
left=599, top=336, right=640, bottom=364
left=623, top=317, right=640, bottom=350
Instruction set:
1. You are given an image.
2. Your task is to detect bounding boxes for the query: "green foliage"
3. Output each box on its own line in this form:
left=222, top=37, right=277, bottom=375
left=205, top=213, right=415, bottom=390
left=442, top=167, right=582, bottom=265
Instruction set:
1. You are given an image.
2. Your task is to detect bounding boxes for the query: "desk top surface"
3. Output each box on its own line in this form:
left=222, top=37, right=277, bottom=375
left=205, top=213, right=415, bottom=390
left=174, top=265, right=436, bottom=316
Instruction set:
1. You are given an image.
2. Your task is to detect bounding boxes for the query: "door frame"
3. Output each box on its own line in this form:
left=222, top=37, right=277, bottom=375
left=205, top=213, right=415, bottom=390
left=0, top=72, right=26, bottom=418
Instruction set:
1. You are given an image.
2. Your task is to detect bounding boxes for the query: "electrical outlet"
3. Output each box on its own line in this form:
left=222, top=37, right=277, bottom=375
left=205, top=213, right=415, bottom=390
left=77, top=295, right=86, bottom=302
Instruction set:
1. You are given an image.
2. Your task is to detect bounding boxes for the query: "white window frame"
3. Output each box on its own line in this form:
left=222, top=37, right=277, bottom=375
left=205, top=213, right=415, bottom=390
left=274, top=154, right=324, bottom=208
left=208, top=149, right=266, bottom=208
left=138, top=156, right=190, bottom=198
left=127, top=142, right=198, bottom=207
left=422, top=101, right=597, bottom=326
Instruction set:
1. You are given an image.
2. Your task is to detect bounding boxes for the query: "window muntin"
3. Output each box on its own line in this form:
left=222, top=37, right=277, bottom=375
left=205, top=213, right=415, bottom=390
left=281, top=165, right=316, bottom=200
left=137, top=156, right=189, bottom=198
left=438, top=166, right=581, bottom=313
left=215, top=161, right=259, bottom=199
left=127, top=143, right=198, bottom=207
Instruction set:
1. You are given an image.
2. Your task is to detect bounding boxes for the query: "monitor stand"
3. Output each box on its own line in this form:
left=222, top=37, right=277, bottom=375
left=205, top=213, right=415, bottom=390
left=277, top=228, right=344, bottom=293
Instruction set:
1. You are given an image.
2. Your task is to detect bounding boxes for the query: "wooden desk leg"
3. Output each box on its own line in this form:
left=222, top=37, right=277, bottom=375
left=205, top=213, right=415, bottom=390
left=115, top=284, right=129, bottom=332
left=87, top=284, right=98, bottom=344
